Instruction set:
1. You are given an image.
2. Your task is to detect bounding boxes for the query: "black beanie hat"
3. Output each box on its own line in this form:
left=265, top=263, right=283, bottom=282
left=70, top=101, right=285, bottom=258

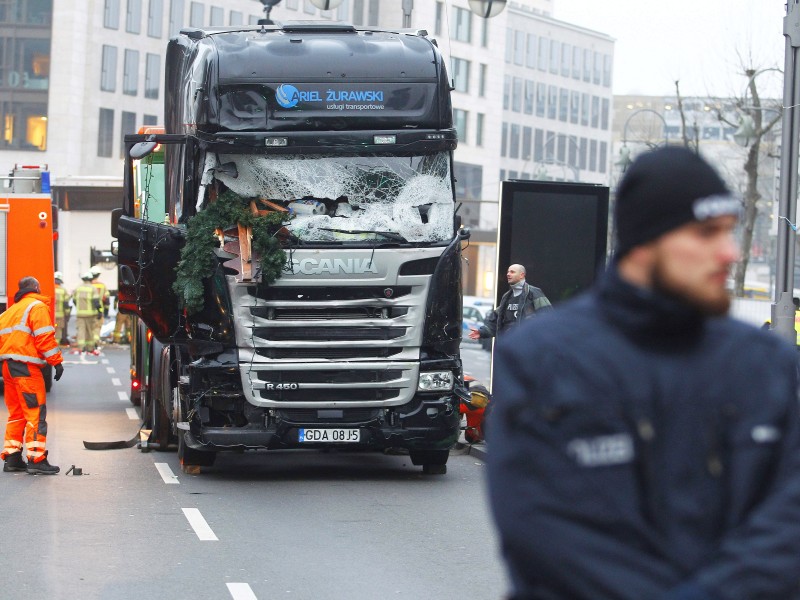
left=615, top=146, right=738, bottom=256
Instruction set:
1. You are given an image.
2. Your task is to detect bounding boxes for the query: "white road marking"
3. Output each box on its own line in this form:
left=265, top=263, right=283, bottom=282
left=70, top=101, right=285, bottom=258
left=118, top=391, right=129, bottom=401
left=106, top=366, right=116, bottom=374
left=182, top=508, right=218, bottom=540
left=101, top=359, right=109, bottom=364
left=227, top=583, right=257, bottom=600
left=111, top=377, right=122, bottom=386
left=125, top=408, right=139, bottom=420
left=155, top=462, right=179, bottom=484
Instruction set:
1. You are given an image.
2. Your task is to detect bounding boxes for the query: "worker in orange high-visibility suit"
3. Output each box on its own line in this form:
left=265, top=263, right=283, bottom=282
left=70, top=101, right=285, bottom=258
left=0, top=276, right=64, bottom=475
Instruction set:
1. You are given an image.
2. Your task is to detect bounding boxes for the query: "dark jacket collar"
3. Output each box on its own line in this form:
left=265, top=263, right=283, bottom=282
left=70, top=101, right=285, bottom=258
left=596, top=264, right=706, bottom=346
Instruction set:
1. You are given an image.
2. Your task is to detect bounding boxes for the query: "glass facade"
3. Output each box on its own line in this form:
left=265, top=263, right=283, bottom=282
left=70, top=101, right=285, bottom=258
left=0, top=0, right=52, bottom=151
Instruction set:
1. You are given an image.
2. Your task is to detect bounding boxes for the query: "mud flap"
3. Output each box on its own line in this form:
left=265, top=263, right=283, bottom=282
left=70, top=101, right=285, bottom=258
left=83, top=432, right=140, bottom=450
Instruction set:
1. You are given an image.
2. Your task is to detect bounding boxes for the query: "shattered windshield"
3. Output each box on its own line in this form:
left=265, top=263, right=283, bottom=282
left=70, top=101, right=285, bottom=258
left=208, top=152, right=454, bottom=245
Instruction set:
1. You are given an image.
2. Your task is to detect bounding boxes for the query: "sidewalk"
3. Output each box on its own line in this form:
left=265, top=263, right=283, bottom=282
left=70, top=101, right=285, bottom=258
left=454, top=440, right=487, bottom=461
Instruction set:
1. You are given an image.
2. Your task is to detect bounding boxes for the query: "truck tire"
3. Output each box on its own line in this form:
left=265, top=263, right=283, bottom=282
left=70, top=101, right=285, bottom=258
left=409, top=449, right=449, bottom=475
left=149, top=340, right=172, bottom=451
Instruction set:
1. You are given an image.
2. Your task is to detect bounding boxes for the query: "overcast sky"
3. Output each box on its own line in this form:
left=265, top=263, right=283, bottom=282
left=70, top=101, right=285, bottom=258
left=552, top=1, right=787, bottom=98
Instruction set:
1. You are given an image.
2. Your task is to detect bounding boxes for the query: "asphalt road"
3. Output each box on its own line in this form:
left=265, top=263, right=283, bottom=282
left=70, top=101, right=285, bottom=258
left=0, top=346, right=509, bottom=600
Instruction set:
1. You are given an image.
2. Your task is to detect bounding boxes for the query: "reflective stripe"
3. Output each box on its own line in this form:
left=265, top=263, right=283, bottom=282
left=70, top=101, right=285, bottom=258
left=33, top=326, right=55, bottom=336
left=4, top=441, right=23, bottom=450
left=19, top=300, right=42, bottom=328
left=42, top=347, right=60, bottom=358
left=0, top=354, right=45, bottom=365
left=27, top=440, right=46, bottom=449
left=27, top=449, right=45, bottom=458
left=12, top=325, right=32, bottom=333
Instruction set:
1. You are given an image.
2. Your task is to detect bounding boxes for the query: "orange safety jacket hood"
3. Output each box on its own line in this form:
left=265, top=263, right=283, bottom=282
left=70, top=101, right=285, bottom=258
left=0, top=292, right=62, bottom=366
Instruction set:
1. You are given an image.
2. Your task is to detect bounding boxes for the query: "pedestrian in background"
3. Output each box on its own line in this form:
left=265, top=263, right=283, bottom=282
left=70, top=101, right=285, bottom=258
left=89, top=265, right=109, bottom=348
left=73, top=272, right=100, bottom=355
left=1, top=276, right=64, bottom=475
left=487, top=146, right=800, bottom=599
left=468, top=263, right=551, bottom=342
left=53, top=270, right=70, bottom=345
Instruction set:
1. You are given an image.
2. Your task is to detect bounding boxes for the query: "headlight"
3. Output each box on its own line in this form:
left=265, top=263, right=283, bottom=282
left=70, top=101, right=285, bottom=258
left=418, top=371, right=453, bottom=392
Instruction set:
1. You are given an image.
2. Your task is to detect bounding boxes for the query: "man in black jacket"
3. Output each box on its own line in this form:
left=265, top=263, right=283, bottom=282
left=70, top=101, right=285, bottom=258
left=468, top=264, right=551, bottom=342
left=487, top=146, right=800, bottom=600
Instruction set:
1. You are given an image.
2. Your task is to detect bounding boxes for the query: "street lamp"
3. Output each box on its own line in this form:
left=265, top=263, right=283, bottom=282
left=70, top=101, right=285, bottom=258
left=309, top=0, right=343, bottom=10
left=467, top=0, right=507, bottom=18
left=616, top=108, right=670, bottom=171
left=255, top=0, right=283, bottom=22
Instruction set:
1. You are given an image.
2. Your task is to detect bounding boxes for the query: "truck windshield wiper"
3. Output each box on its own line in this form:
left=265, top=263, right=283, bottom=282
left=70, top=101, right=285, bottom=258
left=317, top=228, right=409, bottom=243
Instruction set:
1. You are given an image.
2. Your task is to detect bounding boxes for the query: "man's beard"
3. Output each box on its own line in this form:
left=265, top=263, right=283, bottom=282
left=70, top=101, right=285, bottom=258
left=652, top=261, right=731, bottom=317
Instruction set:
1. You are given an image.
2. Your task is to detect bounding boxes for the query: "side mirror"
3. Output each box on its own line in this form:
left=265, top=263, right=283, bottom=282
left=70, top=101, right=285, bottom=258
left=130, top=136, right=158, bottom=159
left=110, top=240, right=118, bottom=257
left=110, top=207, right=123, bottom=238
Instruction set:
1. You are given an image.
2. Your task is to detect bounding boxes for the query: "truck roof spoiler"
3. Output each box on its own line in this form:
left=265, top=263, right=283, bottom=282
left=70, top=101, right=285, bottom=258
left=280, top=22, right=356, bottom=33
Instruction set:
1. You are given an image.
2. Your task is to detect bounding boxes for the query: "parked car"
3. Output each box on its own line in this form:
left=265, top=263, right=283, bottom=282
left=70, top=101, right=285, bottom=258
left=462, top=301, right=494, bottom=352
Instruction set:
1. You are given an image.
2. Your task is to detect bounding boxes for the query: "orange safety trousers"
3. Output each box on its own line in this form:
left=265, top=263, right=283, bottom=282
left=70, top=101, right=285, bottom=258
left=1, top=360, right=48, bottom=463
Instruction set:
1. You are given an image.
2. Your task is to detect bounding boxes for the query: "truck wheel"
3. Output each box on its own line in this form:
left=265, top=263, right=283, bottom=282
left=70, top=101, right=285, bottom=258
left=178, top=432, right=216, bottom=467
left=149, top=340, right=172, bottom=451
left=409, top=450, right=449, bottom=475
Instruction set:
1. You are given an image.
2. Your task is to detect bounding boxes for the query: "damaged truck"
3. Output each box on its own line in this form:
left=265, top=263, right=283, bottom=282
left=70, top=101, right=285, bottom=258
left=112, top=21, right=466, bottom=473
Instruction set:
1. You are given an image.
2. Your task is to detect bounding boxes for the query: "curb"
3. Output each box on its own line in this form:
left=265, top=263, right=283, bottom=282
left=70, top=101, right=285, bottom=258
left=455, top=441, right=487, bottom=462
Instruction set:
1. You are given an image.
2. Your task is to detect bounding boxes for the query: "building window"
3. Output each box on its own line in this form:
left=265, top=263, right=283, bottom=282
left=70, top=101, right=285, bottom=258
left=524, top=80, right=534, bottom=115
left=558, top=89, right=568, bottom=122
left=504, top=28, right=512, bottom=63
left=509, top=124, right=520, bottom=159
left=481, top=18, right=489, bottom=47
left=120, top=110, right=137, bottom=158
left=148, top=0, right=163, bottom=37
left=104, top=0, right=120, bottom=29
left=101, top=45, right=117, bottom=92
left=514, top=30, right=524, bottom=66
left=599, top=141, right=607, bottom=174
left=229, top=10, right=242, bottom=25
left=581, top=92, right=589, bottom=126
left=451, top=57, right=470, bottom=93
left=549, top=40, right=558, bottom=74
left=511, top=77, right=522, bottom=112
left=522, top=126, right=531, bottom=160
left=601, top=98, right=610, bottom=130
left=98, top=108, right=114, bottom=157
left=210, top=6, right=223, bottom=25
left=534, top=128, right=543, bottom=162
left=126, top=0, right=142, bottom=33
left=536, top=83, right=546, bottom=118
left=285, top=0, right=299, bottom=8
left=303, top=0, right=316, bottom=14
left=593, top=51, right=601, bottom=84
left=476, top=113, right=484, bottom=147
left=452, top=6, right=471, bottom=43
left=478, top=64, right=487, bottom=97
left=190, top=2, right=203, bottom=26
left=561, top=43, right=571, bottom=77
left=248, top=15, right=259, bottom=25
left=367, top=0, right=378, bottom=25
left=0, top=102, right=48, bottom=151
left=0, top=36, right=51, bottom=92
left=583, top=49, right=591, bottom=82
left=547, top=85, right=557, bottom=120
left=570, top=91, right=580, bottom=124
left=568, top=135, right=578, bottom=170
left=352, top=0, right=363, bottom=25
left=337, top=1, right=349, bottom=21
left=591, top=95, right=599, bottom=128
left=169, top=0, right=185, bottom=37
left=537, top=37, right=547, bottom=71
left=434, top=1, right=443, bottom=35
left=589, top=139, right=597, bottom=172
left=603, top=55, right=612, bottom=87
left=123, top=49, right=139, bottom=96
left=501, top=122, right=507, bottom=156
left=579, top=138, right=588, bottom=169
left=526, top=33, right=536, bottom=68
left=143, top=114, right=158, bottom=126
left=503, top=75, right=510, bottom=110
left=145, top=53, right=160, bottom=99
left=572, top=46, right=581, bottom=80
left=454, top=109, right=468, bottom=143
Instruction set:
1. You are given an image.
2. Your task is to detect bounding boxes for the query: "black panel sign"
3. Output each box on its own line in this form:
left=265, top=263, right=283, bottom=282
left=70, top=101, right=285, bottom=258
left=497, top=180, right=609, bottom=306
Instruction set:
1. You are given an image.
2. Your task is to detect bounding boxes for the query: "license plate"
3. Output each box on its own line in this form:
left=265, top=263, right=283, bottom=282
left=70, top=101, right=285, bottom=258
left=299, top=428, right=360, bottom=443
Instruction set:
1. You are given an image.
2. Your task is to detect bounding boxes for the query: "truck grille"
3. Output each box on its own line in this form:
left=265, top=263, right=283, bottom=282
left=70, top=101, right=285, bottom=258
left=253, top=326, right=406, bottom=342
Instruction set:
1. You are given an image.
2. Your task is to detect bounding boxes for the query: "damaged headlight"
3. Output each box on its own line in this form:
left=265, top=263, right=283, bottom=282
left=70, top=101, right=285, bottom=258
left=418, top=371, right=453, bottom=392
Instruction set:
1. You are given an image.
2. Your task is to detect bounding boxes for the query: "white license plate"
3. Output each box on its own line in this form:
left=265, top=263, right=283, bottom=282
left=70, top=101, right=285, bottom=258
left=299, top=428, right=360, bottom=443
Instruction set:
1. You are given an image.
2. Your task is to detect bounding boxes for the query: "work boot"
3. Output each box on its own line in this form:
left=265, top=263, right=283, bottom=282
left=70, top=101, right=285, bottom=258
left=3, top=452, right=27, bottom=472
left=26, top=454, right=60, bottom=475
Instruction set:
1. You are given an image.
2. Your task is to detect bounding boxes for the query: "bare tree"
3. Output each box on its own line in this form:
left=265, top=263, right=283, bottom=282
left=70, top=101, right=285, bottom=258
left=715, top=67, right=782, bottom=297
left=674, top=80, right=699, bottom=152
